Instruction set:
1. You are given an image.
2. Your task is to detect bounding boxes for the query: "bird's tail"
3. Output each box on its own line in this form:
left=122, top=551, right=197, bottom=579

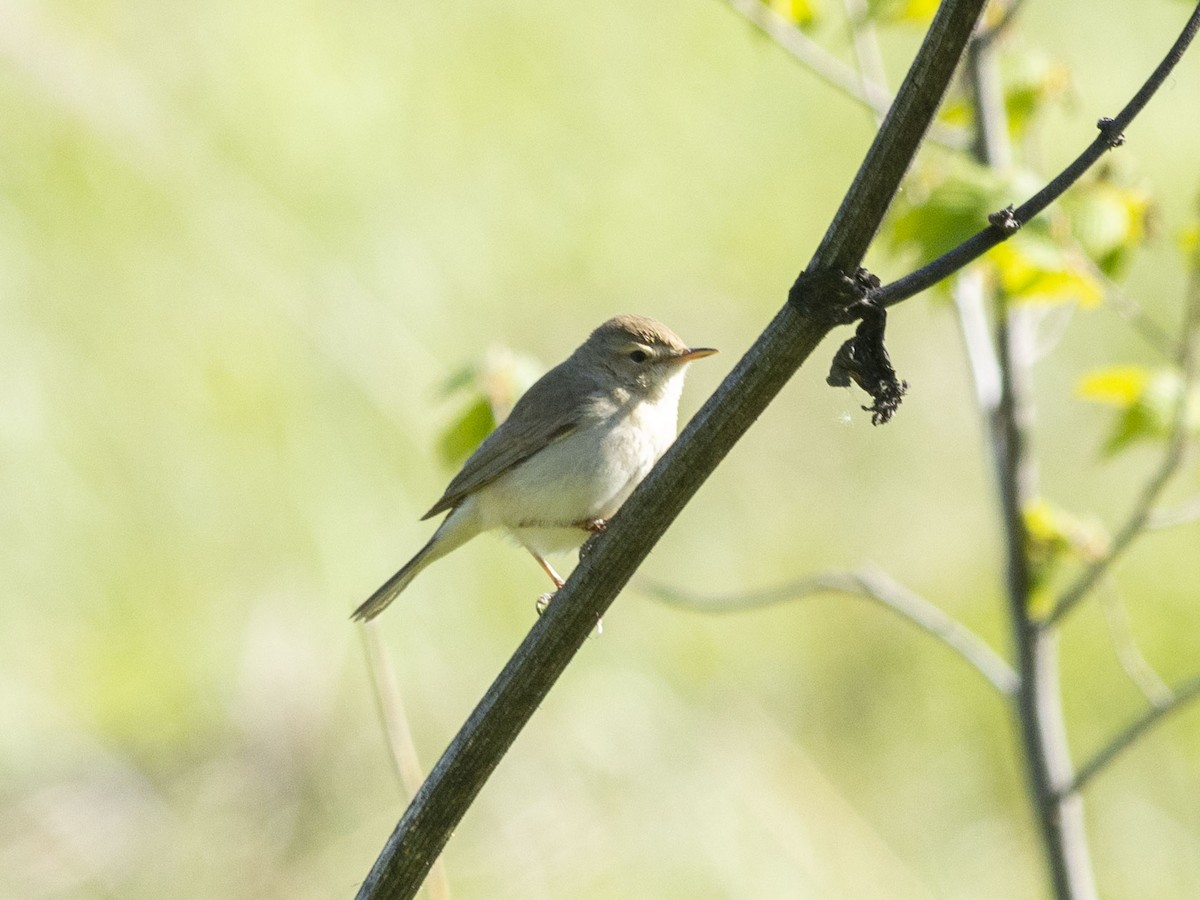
left=351, top=509, right=477, bottom=622
left=351, top=537, right=436, bottom=622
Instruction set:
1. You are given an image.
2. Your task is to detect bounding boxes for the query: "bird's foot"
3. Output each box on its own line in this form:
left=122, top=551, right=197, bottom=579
left=577, top=519, right=608, bottom=562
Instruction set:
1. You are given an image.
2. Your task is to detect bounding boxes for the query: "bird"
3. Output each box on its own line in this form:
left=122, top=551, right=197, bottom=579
left=352, top=314, right=716, bottom=622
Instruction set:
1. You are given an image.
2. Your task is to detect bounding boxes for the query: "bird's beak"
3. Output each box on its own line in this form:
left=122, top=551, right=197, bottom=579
left=674, top=347, right=718, bottom=364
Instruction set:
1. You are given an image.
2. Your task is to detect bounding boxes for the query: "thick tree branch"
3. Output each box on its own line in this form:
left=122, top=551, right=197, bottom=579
left=354, top=2, right=990, bottom=896
left=873, top=2, right=1200, bottom=309
left=806, top=1, right=987, bottom=272
left=644, top=565, right=1018, bottom=694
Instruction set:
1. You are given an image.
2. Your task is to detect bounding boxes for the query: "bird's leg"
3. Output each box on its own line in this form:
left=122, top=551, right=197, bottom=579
left=531, top=551, right=564, bottom=616
left=530, top=547, right=604, bottom=638
left=531, top=552, right=565, bottom=588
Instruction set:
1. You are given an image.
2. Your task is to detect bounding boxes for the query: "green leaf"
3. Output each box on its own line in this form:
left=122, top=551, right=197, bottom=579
left=866, top=0, right=936, bottom=24
left=889, top=159, right=1103, bottom=306
left=1080, top=368, right=1200, bottom=457
left=434, top=346, right=545, bottom=467
left=1002, top=51, right=1073, bottom=140
left=1180, top=222, right=1200, bottom=273
left=1065, top=167, right=1153, bottom=280
left=1076, top=366, right=1150, bottom=407
left=437, top=397, right=496, bottom=469
left=988, top=235, right=1103, bottom=306
left=768, top=0, right=822, bottom=27
left=887, top=160, right=1016, bottom=265
left=1024, top=498, right=1108, bottom=607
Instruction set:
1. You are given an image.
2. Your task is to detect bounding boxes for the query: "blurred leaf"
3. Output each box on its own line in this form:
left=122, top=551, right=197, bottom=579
left=1065, top=167, right=1153, bottom=280
left=1002, top=50, right=1073, bottom=140
left=888, top=159, right=1018, bottom=264
left=435, top=346, right=544, bottom=467
left=768, top=0, right=823, bottom=27
left=438, top=363, right=482, bottom=398
left=866, top=0, right=937, bottom=24
left=1078, top=368, right=1200, bottom=456
left=1024, top=498, right=1108, bottom=607
left=1076, top=365, right=1150, bottom=407
left=437, top=397, right=497, bottom=468
left=1180, top=222, right=1200, bottom=272
left=889, top=159, right=1102, bottom=306
left=989, top=236, right=1103, bottom=306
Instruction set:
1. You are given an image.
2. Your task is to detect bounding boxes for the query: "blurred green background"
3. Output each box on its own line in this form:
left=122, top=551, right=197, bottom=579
left=2, top=1, right=1199, bottom=897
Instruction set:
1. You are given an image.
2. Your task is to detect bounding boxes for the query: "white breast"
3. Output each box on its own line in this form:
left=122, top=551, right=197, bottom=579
left=471, top=373, right=686, bottom=557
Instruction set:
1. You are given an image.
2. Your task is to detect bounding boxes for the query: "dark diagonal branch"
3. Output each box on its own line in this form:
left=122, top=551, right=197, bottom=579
left=873, top=2, right=1200, bottom=310
left=355, top=3, right=990, bottom=897
left=644, top=566, right=1018, bottom=694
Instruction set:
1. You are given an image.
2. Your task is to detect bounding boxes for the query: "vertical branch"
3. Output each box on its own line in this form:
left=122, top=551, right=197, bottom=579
left=995, top=307, right=1097, bottom=900
left=963, top=31, right=1098, bottom=900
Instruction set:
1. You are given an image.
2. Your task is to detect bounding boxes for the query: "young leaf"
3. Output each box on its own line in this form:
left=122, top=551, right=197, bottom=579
left=768, top=0, right=822, bottom=28
left=1024, top=498, right=1108, bottom=610
left=435, top=347, right=545, bottom=467
left=1076, top=366, right=1150, bottom=407
left=1078, top=368, right=1200, bottom=456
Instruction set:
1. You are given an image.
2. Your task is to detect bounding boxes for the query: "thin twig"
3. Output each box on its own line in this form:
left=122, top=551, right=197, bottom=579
left=974, top=0, right=1029, bottom=49
left=841, top=0, right=889, bottom=126
left=1098, top=579, right=1174, bottom=707
left=360, top=625, right=453, bottom=900
left=874, top=3, right=1200, bottom=309
left=1148, top=495, right=1200, bottom=529
left=642, top=565, right=1018, bottom=694
left=1047, top=268, right=1200, bottom=626
left=720, top=0, right=967, bottom=149
left=1064, top=676, right=1200, bottom=797
left=723, top=0, right=891, bottom=113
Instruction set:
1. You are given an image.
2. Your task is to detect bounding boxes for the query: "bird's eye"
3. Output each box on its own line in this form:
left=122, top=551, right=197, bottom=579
left=629, top=349, right=649, bottom=363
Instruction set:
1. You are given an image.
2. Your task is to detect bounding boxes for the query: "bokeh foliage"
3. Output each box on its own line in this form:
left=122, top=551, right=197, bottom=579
left=2, top=1, right=1198, bottom=898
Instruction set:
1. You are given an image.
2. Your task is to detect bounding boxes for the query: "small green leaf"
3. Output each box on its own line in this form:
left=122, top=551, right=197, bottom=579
left=768, top=0, right=822, bottom=27
left=1179, top=222, right=1200, bottom=272
left=867, top=0, right=936, bottom=24
left=1065, top=168, right=1153, bottom=280
left=988, top=236, right=1103, bottom=306
left=1076, top=366, right=1150, bottom=407
left=1087, top=369, right=1200, bottom=457
left=1024, top=498, right=1108, bottom=607
left=434, top=346, right=545, bottom=467
left=1002, top=51, right=1073, bottom=140
left=888, top=160, right=1013, bottom=264
left=437, top=398, right=496, bottom=469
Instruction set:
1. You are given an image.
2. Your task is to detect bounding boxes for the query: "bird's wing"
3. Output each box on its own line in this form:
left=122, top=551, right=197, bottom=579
left=421, top=359, right=600, bottom=519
